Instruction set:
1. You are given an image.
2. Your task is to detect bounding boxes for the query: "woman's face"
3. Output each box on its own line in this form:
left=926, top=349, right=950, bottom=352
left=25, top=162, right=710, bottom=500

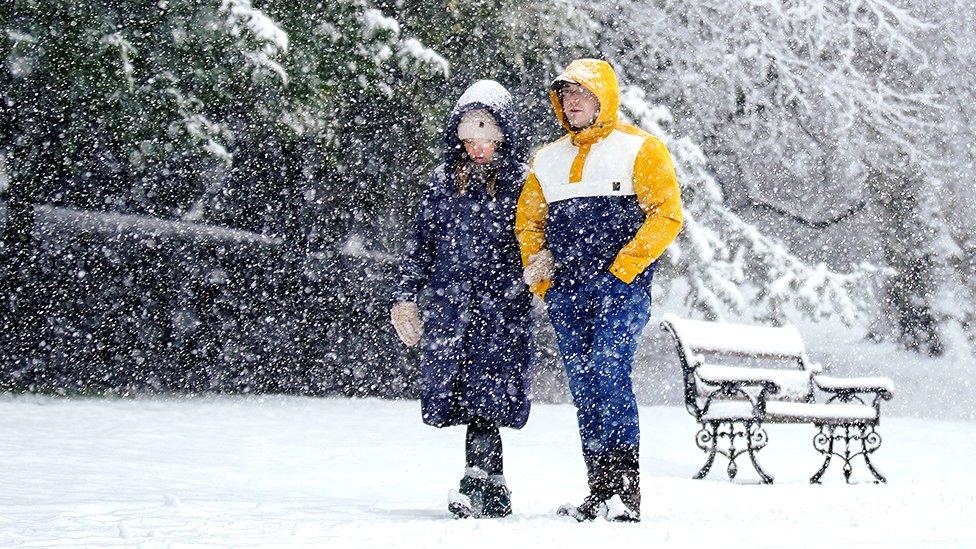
left=463, top=139, right=497, bottom=164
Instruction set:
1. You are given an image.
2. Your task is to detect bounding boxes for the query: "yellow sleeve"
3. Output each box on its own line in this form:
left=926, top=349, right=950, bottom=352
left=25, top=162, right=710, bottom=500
left=609, top=137, right=684, bottom=284
left=515, top=171, right=552, bottom=299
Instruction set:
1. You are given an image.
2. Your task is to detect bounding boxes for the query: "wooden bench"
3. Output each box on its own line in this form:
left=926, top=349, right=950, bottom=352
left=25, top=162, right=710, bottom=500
left=660, top=314, right=895, bottom=484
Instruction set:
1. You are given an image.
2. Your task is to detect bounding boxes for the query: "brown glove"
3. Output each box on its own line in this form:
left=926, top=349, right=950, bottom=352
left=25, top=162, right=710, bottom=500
left=391, top=301, right=422, bottom=347
left=523, top=249, right=555, bottom=286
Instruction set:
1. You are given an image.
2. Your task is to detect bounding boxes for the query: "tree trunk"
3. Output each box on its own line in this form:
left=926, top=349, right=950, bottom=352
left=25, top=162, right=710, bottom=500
left=866, top=160, right=944, bottom=356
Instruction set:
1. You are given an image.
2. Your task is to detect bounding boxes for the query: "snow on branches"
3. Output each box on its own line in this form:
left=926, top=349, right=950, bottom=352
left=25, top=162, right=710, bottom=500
left=220, top=0, right=290, bottom=85
left=360, top=8, right=450, bottom=89
left=621, top=87, right=883, bottom=324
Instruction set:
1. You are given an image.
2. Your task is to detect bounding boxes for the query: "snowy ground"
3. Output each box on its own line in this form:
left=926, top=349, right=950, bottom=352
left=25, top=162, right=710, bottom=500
left=2, top=396, right=976, bottom=548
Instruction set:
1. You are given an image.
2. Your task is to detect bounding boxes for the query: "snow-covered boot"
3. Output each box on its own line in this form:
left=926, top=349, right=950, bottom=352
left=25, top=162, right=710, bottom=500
left=449, top=467, right=488, bottom=519
left=604, top=447, right=640, bottom=522
left=557, top=453, right=611, bottom=521
left=481, top=474, right=512, bottom=518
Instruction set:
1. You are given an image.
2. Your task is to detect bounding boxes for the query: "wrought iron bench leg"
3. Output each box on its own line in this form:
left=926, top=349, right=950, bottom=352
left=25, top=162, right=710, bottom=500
left=811, top=424, right=834, bottom=484
left=861, top=428, right=886, bottom=484
left=811, top=424, right=886, bottom=484
left=695, top=420, right=772, bottom=483
left=694, top=421, right=719, bottom=480
left=745, top=421, right=774, bottom=484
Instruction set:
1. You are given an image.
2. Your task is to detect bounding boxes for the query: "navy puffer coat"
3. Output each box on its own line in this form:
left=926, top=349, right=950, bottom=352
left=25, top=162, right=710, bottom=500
left=394, top=80, right=533, bottom=429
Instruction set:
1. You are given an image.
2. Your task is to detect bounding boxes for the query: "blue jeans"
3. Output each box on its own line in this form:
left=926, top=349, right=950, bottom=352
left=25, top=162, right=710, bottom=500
left=546, top=273, right=651, bottom=457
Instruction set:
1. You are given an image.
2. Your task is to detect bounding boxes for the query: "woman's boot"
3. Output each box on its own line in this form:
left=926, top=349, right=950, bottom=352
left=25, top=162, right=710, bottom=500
left=449, top=466, right=488, bottom=518
left=481, top=474, right=512, bottom=518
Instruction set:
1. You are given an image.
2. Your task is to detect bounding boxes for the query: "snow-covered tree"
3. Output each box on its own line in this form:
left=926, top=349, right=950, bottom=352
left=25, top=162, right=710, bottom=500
left=905, top=0, right=976, bottom=357
left=621, top=90, right=882, bottom=323
left=0, top=0, right=449, bottom=393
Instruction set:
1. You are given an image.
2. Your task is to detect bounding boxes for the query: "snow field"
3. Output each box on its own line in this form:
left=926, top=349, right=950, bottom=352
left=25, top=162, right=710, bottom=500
left=1, top=396, right=975, bottom=547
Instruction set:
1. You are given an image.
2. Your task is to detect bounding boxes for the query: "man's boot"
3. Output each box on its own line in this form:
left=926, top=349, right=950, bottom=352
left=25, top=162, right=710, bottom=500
left=449, top=467, right=487, bottom=518
left=604, top=447, right=640, bottom=522
left=557, top=453, right=611, bottom=521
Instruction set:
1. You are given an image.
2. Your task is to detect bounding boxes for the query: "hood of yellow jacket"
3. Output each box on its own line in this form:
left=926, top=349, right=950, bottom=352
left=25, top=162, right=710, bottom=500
left=549, top=59, right=620, bottom=145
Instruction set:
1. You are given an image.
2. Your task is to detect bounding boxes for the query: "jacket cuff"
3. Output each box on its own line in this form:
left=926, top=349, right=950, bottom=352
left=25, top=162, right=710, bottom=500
left=530, top=279, right=552, bottom=301
left=609, top=254, right=650, bottom=284
left=391, top=288, right=418, bottom=304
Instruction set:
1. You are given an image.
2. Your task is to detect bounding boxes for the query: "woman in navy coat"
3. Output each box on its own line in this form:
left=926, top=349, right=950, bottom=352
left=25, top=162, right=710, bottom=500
left=391, top=80, right=532, bottom=519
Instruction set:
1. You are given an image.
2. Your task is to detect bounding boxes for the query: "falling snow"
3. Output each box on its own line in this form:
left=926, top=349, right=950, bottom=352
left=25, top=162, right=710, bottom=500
left=1, top=0, right=975, bottom=545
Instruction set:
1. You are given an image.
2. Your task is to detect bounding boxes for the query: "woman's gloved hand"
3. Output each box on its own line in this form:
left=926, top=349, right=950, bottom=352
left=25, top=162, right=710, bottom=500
left=390, top=301, right=423, bottom=347
left=523, top=249, right=555, bottom=286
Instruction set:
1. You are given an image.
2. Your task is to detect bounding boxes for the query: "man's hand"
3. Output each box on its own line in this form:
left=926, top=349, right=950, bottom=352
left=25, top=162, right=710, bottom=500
left=390, top=301, right=422, bottom=347
left=523, top=249, right=555, bottom=286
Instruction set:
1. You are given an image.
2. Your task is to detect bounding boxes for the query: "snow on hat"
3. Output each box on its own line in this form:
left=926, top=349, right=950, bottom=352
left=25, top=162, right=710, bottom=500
left=457, top=109, right=504, bottom=142
left=455, top=80, right=512, bottom=112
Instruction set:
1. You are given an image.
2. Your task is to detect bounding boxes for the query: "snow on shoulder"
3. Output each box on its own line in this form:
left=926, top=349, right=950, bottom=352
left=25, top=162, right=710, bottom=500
left=454, top=80, right=512, bottom=112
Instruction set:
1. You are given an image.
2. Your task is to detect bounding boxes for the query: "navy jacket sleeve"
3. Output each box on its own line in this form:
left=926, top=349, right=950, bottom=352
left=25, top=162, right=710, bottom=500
left=392, top=172, right=440, bottom=302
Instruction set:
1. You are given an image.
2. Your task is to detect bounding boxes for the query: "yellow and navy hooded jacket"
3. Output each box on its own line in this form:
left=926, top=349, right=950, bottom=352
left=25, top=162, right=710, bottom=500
left=515, top=59, right=683, bottom=299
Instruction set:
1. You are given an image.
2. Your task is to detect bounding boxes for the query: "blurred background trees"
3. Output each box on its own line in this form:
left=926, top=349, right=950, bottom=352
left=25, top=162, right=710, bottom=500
left=1, top=0, right=972, bottom=396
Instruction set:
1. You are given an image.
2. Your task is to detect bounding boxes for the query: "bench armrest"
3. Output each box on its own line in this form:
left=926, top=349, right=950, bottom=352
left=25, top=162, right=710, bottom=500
left=694, top=364, right=820, bottom=395
left=693, top=366, right=781, bottom=420
left=813, top=375, right=894, bottom=400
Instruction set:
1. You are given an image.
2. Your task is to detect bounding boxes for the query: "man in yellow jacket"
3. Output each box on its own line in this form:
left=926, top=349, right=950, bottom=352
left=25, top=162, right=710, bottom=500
left=515, top=59, right=683, bottom=522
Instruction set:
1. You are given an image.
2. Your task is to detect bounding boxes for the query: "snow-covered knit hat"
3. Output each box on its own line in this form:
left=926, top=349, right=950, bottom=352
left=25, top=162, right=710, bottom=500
left=457, top=109, right=504, bottom=142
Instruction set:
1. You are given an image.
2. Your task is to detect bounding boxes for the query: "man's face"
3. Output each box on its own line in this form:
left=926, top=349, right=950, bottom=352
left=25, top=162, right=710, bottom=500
left=559, top=83, right=600, bottom=130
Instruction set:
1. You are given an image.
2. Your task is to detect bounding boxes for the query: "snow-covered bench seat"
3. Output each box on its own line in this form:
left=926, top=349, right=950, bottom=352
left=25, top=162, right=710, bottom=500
left=660, top=314, right=894, bottom=484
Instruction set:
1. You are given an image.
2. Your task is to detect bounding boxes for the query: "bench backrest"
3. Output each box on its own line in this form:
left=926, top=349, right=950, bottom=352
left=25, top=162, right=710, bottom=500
left=660, top=313, right=814, bottom=417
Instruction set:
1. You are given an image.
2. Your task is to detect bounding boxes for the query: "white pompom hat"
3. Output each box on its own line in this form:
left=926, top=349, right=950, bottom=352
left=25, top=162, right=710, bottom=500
left=457, top=109, right=504, bottom=142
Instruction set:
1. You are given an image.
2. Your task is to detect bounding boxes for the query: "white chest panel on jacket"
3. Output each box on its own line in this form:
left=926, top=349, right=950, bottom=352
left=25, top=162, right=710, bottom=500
left=533, top=129, right=646, bottom=204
